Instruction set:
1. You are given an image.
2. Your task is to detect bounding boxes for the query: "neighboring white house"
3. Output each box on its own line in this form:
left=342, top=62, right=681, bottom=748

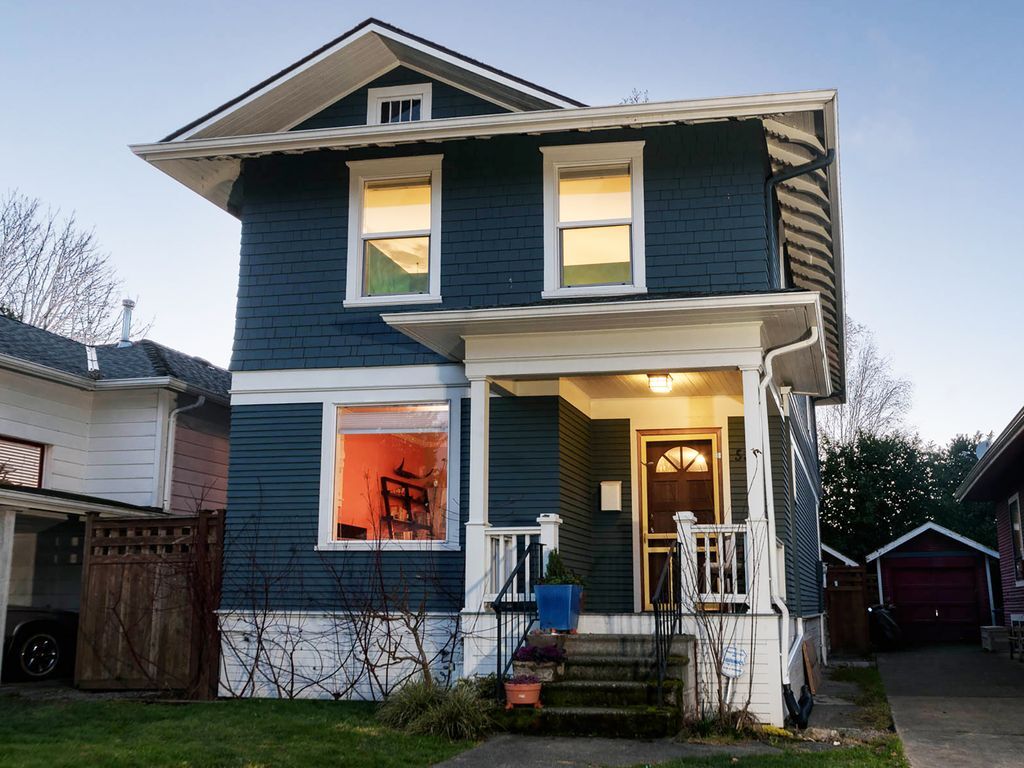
left=0, top=312, right=230, bottom=678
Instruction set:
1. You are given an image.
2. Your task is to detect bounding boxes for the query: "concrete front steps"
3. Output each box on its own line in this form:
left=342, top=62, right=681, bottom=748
left=502, top=632, right=694, bottom=738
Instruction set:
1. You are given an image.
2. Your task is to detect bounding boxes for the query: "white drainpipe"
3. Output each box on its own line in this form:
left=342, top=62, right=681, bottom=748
left=758, top=326, right=819, bottom=686
left=161, top=395, right=206, bottom=512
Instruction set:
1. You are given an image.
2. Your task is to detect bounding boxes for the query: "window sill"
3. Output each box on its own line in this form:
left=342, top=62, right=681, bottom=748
left=541, top=285, right=647, bottom=301
left=316, top=540, right=460, bottom=552
left=343, top=294, right=442, bottom=309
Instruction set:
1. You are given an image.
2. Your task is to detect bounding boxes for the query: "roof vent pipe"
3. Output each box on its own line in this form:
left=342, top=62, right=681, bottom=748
left=117, top=299, right=135, bottom=348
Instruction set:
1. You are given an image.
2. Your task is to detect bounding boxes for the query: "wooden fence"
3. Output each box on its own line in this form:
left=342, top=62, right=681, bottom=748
left=75, top=511, right=222, bottom=697
left=824, top=565, right=877, bottom=656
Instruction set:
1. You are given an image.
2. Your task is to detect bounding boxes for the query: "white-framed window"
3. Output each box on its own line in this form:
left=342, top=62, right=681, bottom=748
left=0, top=435, right=44, bottom=488
left=366, top=84, right=433, bottom=126
left=540, top=141, right=646, bottom=299
left=1009, top=493, right=1023, bottom=584
left=344, top=155, right=443, bottom=307
left=314, top=373, right=467, bottom=552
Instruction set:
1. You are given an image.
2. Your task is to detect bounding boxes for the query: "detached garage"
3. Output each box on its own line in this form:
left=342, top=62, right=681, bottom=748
left=866, top=522, right=1000, bottom=645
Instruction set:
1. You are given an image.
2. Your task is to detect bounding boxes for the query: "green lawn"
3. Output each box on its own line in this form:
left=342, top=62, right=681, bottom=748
left=0, top=697, right=473, bottom=768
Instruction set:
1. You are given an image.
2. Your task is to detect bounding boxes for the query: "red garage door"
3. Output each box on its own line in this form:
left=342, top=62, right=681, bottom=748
left=889, top=565, right=981, bottom=644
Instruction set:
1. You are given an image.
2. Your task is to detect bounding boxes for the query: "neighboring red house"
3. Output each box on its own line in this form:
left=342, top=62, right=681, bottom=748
left=958, top=406, right=1024, bottom=626
left=866, top=521, right=1000, bottom=645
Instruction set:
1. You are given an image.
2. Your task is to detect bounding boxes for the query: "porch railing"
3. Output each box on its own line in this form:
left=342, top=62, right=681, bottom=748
left=491, top=540, right=544, bottom=696
left=652, top=540, right=682, bottom=705
left=676, top=513, right=751, bottom=609
left=483, top=526, right=542, bottom=601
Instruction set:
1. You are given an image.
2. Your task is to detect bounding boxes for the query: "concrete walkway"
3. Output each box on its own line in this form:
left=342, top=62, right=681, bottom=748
left=433, top=734, right=781, bottom=767
left=878, top=645, right=1024, bottom=768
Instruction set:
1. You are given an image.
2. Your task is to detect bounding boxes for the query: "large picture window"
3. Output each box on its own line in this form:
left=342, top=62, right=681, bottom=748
left=333, top=403, right=449, bottom=542
left=0, top=436, right=44, bottom=488
left=345, top=156, right=442, bottom=307
left=541, top=141, right=646, bottom=299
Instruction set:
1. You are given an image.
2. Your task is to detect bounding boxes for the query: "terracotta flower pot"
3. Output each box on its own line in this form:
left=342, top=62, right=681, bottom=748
left=504, top=681, right=543, bottom=710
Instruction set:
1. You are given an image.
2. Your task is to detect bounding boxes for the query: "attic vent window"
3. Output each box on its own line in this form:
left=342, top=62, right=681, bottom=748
left=367, top=84, right=433, bottom=126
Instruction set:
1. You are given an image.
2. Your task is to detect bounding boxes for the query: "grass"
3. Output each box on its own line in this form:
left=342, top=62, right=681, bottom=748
left=635, top=737, right=909, bottom=767
left=0, top=696, right=474, bottom=768
left=828, top=665, right=893, bottom=730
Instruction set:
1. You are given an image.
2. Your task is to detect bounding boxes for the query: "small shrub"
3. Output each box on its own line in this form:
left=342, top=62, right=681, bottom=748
left=378, top=679, right=496, bottom=742
left=538, top=550, right=584, bottom=586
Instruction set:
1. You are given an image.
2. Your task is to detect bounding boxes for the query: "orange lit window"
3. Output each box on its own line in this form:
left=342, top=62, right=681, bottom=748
left=333, top=404, right=449, bottom=541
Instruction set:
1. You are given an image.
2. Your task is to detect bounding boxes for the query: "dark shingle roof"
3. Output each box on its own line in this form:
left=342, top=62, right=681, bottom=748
left=0, top=315, right=230, bottom=399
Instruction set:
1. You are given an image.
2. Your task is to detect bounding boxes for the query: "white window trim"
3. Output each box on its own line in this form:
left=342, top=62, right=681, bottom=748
left=540, top=141, right=646, bottom=300
left=317, top=388, right=465, bottom=552
left=344, top=155, right=443, bottom=308
left=366, top=83, right=433, bottom=125
left=1009, top=492, right=1024, bottom=587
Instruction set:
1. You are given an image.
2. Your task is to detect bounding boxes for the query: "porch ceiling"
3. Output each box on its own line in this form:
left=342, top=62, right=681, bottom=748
left=565, top=370, right=742, bottom=399
left=383, top=292, right=831, bottom=397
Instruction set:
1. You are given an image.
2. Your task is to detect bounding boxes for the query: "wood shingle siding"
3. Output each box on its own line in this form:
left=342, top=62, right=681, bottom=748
left=231, top=121, right=772, bottom=371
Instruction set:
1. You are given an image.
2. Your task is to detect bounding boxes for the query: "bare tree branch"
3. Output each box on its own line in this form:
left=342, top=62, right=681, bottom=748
left=818, top=318, right=912, bottom=446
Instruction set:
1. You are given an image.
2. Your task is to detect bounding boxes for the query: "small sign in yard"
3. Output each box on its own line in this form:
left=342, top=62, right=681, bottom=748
left=722, top=645, right=748, bottom=678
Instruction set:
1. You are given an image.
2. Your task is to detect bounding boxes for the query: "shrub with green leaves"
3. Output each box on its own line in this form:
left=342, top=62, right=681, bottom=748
left=377, top=679, right=496, bottom=741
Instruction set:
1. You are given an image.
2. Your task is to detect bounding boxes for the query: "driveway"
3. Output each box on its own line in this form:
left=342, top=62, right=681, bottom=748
left=878, top=645, right=1024, bottom=768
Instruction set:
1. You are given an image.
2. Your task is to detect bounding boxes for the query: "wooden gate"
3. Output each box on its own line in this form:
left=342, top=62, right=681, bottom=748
left=824, top=565, right=875, bottom=655
left=75, top=511, right=222, bottom=697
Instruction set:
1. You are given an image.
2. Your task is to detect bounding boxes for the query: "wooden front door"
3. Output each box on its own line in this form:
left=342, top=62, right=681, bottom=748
left=639, top=430, right=722, bottom=609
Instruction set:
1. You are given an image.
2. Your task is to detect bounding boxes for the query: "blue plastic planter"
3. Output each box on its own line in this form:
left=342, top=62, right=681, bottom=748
left=535, top=585, right=582, bottom=631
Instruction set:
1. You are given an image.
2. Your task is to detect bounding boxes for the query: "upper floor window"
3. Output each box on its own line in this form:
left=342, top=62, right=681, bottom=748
left=540, top=141, right=646, bottom=299
left=345, top=155, right=443, bottom=307
left=0, top=436, right=44, bottom=488
left=1010, top=493, right=1023, bottom=583
left=367, top=84, right=433, bottom=126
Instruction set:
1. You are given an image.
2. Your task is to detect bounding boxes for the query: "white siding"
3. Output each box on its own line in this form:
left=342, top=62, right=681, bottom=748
left=84, top=389, right=167, bottom=507
left=170, top=423, right=229, bottom=513
left=0, top=370, right=92, bottom=493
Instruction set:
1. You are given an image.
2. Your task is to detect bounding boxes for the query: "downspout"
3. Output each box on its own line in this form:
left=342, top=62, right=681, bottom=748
left=161, top=395, right=206, bottom=512
left=764, top=150, right=836, bottom=288
left=758, top=326, right=819, bottom=725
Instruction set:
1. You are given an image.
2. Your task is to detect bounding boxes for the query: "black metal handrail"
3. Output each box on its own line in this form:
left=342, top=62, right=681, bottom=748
left=652, top=541, right=682, bottom=705
left=491, top=540, right=544, bottom=697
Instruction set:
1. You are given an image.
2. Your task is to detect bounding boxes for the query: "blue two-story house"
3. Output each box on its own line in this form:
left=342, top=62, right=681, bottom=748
left=135, top=19, right=845, bottom=727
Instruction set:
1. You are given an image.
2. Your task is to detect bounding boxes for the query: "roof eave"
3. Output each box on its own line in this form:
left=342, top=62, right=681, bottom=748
left=956, top=404, right=1024, bottom=501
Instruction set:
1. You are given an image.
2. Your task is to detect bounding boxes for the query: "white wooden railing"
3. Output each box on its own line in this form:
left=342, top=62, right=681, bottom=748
left=675, top=512, right=752, bottom=609
left=482, top=514, right=561, bottom=601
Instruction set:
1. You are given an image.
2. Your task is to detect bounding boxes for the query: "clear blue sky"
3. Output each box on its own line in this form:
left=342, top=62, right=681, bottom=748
left=3, top=1, right=1022, bottom=444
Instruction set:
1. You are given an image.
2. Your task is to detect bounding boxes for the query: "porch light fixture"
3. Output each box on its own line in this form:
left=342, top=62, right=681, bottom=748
left=647, top=373, right=673, bottom=393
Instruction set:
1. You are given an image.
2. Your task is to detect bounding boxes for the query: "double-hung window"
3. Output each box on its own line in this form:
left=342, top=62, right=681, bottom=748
left=345, top=156, right=442, bottom=307
left=1010, top=493, right=1023, bottom=583
left=540, top=141, right=646, bottom=299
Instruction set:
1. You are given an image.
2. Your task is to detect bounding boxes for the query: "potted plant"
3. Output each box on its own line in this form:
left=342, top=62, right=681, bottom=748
left=504, top=674, right=542, bottom=710
left=512, top=643, right=567, bottom=681
left=534, top=550, right=584, bottom=632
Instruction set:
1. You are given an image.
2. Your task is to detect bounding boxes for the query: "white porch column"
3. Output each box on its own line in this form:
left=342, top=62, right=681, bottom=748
left=674, top=511, right=697, bottom=614
left=741, top=366, right=772, bottom=612
left=463, top=378, right=492, bottom=610
left=0, top=509, right=16, bottom=683
left=537, top=513, right=562, bottom=571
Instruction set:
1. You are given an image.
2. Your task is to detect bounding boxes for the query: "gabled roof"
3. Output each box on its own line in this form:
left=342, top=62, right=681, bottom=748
left=956, top=404, right=1024, bottom=502
left=0, top=315, right=230, bottom=401
left=821, top=543, right=858, bottom=567
left=164, top=17, right=583, bottom=142
left=865, top=521, right=999, bottom=562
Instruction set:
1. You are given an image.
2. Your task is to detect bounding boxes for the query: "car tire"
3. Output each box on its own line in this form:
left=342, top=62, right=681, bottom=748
left=9, top=627, right=64, bottom=681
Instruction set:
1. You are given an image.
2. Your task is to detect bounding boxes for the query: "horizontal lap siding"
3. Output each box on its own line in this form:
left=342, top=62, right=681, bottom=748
left=232, top=122, right=771, bottom=371
left=292, top=66, right=509, bottom=131
left=769, top=416, right=795, bottom=608
left=588, top=419, right=634, bottom=612
left=488, top=397, right=560, bottom=527
left=728, top=416, right=748, bottom=523
left=222, top=403, right=466, bottom=613
left=792, top=449, right=823, bottom=615
left=558, top=400, right=592, bottom=584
